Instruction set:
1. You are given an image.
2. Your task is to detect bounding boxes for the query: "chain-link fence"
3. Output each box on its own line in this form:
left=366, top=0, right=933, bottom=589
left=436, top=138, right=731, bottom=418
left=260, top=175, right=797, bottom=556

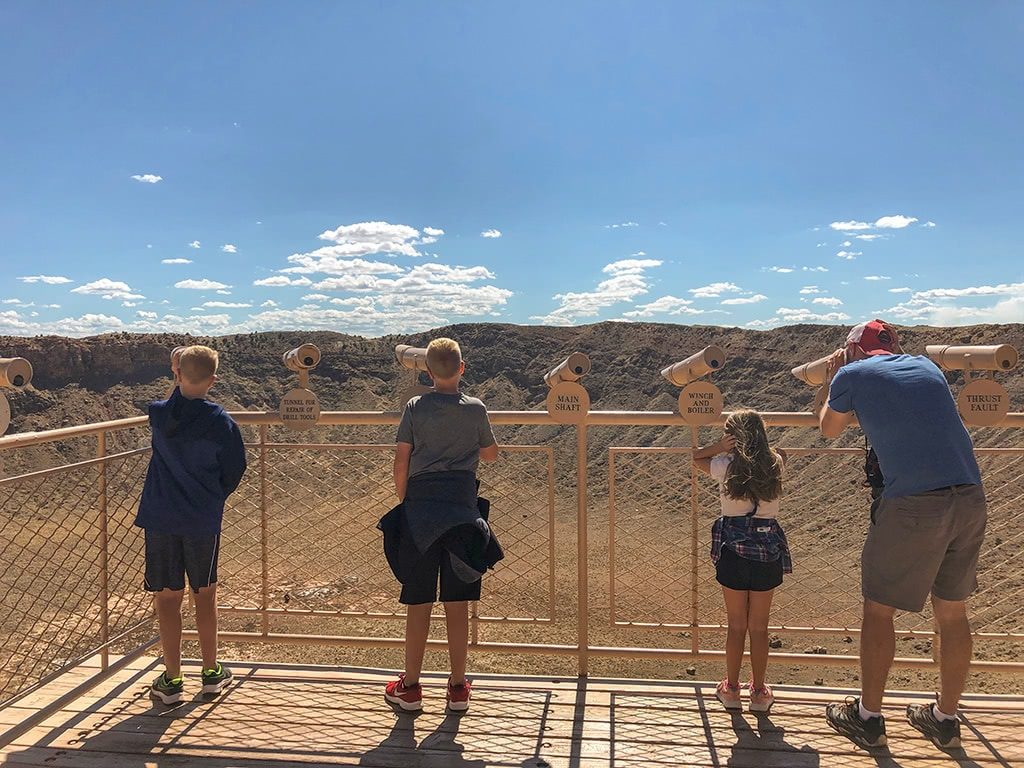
left=2, top=412, right=1022, bottom=708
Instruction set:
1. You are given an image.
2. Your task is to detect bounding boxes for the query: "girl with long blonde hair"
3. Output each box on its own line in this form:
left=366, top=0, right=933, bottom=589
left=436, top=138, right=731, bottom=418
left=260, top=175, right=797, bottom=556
left=693, top=409, right=792, bottom=712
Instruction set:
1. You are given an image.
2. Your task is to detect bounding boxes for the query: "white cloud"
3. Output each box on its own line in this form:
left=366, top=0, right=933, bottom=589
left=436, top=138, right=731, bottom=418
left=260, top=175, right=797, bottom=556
left=815, top=242, right=827, bottom=248
left=122, top=301, right=139, bottom=307
left=161, top=258, right=192, bottom=265
left=855, top=234, right=885, bottom=241
left=480, top=229, right=502, bottom=238
left=864, top=275, right=891, bottom=281
left=689, top=282, right=742, bottom=298
left=623, top=296, right=704, bottom=318
left=146, top=244, right=153, bottom=249
left=221, top=244, right=237, bottom=253
left=131, top=174, right=162, bottom=184
left=317, top=221, right=426, bottom=258
left=188, top=240, right=201, bottom=249
left=889, top=287, right=912, bottom=294
left=175, top=278, right=232, bottom=290
left=532, top=259, right=661, bottom=324
left=137, top=310, right=158, bottom=319
left=18, top=275, right=73, bottom=284
left=605, top=221, right=639, bottom=229
left=914, top=282, right=1024, bottom=299
left=875, top=215, right=917, bottom=229
left=202, top=301, right=251, bottom=308
left=281, top=250, right=406, bottom=276
left=799, top=286, right=822, bottom=295
left=802, top=266, right=829, bottom=273
left=630, top=251, right=647, bottom=257
left=766, top=266, right=794, bottom=273
left=216, top=289, right=231, bottom=295
left=836, top=251, right=861, bottom=260
left=301, top=293, right=332, bottom=302
left=812, top=297, right=843, bottom=306
left=604, top=258, right=663, bottom=275
left=775, top=307, right=850, bottom=323
left=841, top=240, right=852, bottom=247
left=422, top=227, right=444, bottom=237
left=261, top=299, right=278, bottom=308
left=922, top=221, right=936, bottom=228
left=721, top=294, right=768, bottom=305
left=830, top=220, right=872, bottom=231
left=253, top=275, right=313, bottom=287
left=71, top=278, right=145, bottom=300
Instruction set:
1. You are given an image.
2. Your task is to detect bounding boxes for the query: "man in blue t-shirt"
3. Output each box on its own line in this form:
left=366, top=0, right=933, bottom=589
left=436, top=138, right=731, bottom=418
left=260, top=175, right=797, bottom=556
left=816, top=320, right=986, bottom=751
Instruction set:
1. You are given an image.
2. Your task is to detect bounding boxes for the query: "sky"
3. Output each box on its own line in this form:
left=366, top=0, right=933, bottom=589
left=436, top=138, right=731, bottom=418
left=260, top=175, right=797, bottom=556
left=1, top=2, right=1022, bottom=337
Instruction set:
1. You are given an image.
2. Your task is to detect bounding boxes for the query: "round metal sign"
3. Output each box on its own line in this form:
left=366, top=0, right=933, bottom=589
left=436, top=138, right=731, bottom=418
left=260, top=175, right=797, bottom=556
left=0, top=392, right=10, bottom=436
left=678, top=381, right=723, bottom=426
left=280, top=387, right=320, bottom=431
left=545, top=381, right=590, bottom=424
left=957, top=378, right=1010, bottom=427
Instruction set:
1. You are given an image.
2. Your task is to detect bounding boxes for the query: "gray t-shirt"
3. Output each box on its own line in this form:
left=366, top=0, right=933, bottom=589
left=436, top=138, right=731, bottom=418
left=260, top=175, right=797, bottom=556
left=396, top=392, right=497, bottom=478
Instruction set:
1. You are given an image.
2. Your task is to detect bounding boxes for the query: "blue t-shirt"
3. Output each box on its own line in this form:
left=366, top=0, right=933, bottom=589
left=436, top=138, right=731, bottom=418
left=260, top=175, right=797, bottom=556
left=828, top=355, right=981, bottom=498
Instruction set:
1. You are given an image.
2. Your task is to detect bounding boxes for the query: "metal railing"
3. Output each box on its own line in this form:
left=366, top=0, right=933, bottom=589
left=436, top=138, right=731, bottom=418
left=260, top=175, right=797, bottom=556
left=1, top=409, right=1022, bottom=707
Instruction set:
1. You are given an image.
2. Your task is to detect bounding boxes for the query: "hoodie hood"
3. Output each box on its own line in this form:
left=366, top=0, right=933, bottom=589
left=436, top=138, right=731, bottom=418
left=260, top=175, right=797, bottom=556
left=151, top=387, right=225, bottom=440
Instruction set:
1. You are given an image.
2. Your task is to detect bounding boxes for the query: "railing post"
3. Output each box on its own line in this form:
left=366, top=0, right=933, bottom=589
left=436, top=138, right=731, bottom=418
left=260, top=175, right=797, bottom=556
left=690, top=427, right=699, bottom=657
left=470, top=600, right=479, bottom=647
left=97, top=430, right=109, bottom=670
left=577, top=424, right=589, bottom=676
left=608, top=450, right=616, bottom=627
left=260, top=425, right=269, bottom=637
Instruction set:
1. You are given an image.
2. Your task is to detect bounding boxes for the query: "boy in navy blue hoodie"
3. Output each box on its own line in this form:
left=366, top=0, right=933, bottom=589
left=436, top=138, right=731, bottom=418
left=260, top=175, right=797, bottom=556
left=135, top=345, right=247, bottom=703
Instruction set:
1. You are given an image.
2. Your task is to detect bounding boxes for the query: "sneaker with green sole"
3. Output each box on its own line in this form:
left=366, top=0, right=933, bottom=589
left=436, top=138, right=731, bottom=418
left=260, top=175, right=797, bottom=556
left=201, top=663, right=233, bottom=695
left=150, top=672, right=184, bottom=704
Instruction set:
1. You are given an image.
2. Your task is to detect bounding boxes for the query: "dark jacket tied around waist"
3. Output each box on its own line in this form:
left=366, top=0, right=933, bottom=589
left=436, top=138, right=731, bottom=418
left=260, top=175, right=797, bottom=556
left=378, top=470, right=504, bottom=585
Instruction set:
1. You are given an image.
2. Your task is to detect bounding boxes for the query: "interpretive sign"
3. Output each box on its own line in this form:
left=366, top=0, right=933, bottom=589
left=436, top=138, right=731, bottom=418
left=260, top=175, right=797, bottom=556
left=280, top=387, right=320, bottom=431
left=679, top=381, right=723, bottom=426
left=546, top=381, right=590, bottom=424
left=957, top=378, right=1010, bottom=427
left=0, top=392, right=9, bottom=436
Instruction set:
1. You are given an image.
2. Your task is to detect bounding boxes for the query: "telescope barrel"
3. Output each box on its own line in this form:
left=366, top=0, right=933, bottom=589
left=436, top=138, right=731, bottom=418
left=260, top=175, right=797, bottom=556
left=791, top=353, right=836, bottom=387
left=395, top=344, right=431, bottom=372
left=0, top=358, right=33, bottom=389
left=544, top=353, right=592, bottom=388
left=283, top=343, right=322, bottom=372
left=661, top=346, right=726, bottom=387
left=925, top=344, right=1018, bottom=372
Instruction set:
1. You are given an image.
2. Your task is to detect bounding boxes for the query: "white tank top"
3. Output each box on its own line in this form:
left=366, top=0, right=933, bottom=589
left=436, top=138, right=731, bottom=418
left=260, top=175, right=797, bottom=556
left=709, top=454, right=783, bottom=518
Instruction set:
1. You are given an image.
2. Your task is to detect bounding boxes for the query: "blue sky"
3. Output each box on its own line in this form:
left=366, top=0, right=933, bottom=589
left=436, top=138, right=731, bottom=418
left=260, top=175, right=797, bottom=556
left=1, top=1, right=1022, bottom=337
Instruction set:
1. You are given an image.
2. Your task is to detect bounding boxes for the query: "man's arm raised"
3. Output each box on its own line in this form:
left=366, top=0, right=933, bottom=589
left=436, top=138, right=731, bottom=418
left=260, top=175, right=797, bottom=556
left=817, top=349, right=856, bottom=439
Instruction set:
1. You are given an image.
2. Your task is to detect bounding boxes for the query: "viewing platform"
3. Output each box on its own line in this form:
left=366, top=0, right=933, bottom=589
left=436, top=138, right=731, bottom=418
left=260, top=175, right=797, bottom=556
left=3, top=654, right=1022, bottom=767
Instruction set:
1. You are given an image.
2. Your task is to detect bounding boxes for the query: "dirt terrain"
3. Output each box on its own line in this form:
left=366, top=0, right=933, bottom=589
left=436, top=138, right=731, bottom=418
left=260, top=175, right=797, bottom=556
left=1, top=321, right=1022, bottom=699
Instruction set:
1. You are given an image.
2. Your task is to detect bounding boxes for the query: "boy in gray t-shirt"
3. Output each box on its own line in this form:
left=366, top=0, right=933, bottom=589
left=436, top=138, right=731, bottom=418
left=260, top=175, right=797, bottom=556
left=385, top=338, right=499, bottom=714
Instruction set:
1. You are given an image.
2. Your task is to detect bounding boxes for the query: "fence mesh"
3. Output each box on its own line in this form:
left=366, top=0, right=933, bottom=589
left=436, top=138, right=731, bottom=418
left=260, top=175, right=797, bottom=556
left=609, top=446, right=1024, bottom=661
left=2, top=421, right=1022, bottom=708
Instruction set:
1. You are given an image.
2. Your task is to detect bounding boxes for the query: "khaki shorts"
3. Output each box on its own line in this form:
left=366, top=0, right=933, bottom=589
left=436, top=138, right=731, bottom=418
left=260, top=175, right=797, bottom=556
left=862, top=484, right=987, bottom=612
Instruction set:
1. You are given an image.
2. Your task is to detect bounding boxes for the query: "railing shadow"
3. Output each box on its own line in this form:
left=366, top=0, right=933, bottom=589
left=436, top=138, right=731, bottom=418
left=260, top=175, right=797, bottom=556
left=725, top=711, right=820, bottom=767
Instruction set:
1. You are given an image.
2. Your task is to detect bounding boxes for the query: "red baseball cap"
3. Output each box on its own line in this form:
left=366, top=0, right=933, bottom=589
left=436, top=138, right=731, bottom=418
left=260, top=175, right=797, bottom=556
left=846, top=319, right=899, bottom=355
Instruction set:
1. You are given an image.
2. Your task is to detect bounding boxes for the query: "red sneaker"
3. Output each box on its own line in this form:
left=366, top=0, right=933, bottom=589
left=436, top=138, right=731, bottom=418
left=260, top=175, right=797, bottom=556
left=446, top=678, right=471, bottom=712
left=384, top=674, right=422, bottom=711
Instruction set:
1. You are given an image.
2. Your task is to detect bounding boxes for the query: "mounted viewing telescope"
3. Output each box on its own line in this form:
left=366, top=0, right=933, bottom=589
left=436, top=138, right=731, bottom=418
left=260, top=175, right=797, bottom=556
left=661, top=346, right=726, bottom=387
left=394, top=344, right=430, bottom=373
left=283, top=343, right=322, bottom=371
left=791, top=354, right=835, bottom=387
left=926, top=344, right=1018, bottom=372
left=544, top=353, right=592, bottom=388
left=0, top=358, right=33, bottom=389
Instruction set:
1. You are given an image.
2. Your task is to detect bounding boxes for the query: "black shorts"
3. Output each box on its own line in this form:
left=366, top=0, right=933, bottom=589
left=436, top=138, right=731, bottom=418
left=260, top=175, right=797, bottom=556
left=715, top=545, right=783, bottom=592
left=399, top=538, right=482, bottom=606
left=144, top=530, right=220, bottom=593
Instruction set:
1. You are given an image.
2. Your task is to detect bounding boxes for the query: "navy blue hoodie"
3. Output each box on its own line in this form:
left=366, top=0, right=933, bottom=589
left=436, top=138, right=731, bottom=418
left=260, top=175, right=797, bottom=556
left=135, top=388, right=247, bottom=536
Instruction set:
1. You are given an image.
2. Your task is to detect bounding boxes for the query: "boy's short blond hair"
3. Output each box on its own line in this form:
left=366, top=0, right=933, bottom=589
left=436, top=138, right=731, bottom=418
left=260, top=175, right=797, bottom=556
left=178, top=345, right=219, bottom=384
left=426, top=338, right=462, bottom=380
